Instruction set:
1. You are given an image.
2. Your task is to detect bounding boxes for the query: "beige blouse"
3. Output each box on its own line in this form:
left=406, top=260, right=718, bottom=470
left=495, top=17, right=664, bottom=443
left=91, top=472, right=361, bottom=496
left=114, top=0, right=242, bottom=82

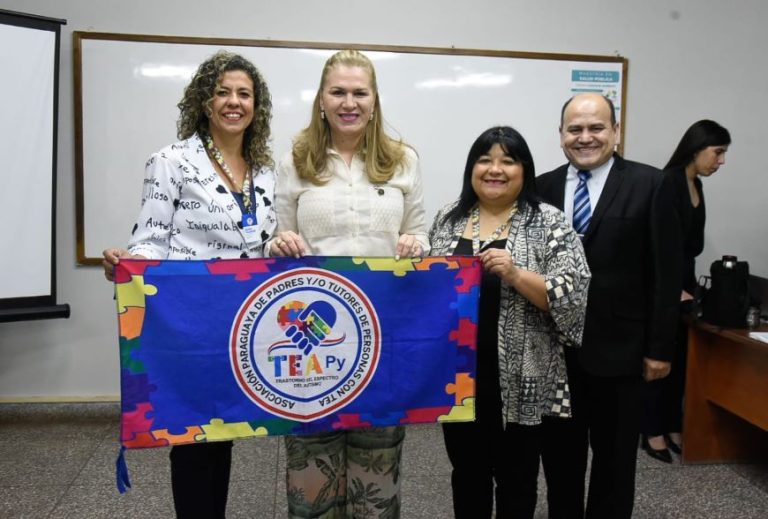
left=274, top=147, right=429, bottom=257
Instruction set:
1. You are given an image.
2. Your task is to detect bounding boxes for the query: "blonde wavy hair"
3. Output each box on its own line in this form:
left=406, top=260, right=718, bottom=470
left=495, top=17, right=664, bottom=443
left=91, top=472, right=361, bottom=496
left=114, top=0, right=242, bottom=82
left=293, top=49, right=407, bottom=185
left=177, top=51, right=274, bottom=170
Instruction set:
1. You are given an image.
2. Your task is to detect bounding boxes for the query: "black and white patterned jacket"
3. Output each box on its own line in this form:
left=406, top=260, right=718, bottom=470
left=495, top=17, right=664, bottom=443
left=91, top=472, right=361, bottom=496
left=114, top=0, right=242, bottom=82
left=128, top=134, right=276, bottom=260
left=429, top=200, right=590, bottom=425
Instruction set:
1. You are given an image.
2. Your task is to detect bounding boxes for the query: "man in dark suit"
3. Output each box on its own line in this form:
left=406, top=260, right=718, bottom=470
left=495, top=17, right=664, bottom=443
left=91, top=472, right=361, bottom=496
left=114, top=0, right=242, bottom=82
left=537, top=93, right=681, bottom=519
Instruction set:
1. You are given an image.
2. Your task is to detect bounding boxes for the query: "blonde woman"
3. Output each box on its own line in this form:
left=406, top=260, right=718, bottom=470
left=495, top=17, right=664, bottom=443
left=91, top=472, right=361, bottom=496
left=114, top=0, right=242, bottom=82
left=270, top=49, right=428, bottom=518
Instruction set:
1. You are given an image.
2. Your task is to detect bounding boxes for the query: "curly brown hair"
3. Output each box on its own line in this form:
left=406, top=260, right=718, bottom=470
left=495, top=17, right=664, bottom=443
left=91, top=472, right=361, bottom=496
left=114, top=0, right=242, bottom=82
left=177, top=51, right=273, bottom=169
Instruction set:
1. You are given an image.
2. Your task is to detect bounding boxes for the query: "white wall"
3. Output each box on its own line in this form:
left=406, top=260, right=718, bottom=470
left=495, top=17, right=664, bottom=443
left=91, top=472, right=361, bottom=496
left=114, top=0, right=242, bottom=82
left=1, top=0, right=765, bottom=400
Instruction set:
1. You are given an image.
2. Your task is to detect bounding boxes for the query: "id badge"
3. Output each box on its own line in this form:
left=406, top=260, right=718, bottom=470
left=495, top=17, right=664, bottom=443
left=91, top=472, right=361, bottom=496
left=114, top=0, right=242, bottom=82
left=241, top=214, right=260, bottom=246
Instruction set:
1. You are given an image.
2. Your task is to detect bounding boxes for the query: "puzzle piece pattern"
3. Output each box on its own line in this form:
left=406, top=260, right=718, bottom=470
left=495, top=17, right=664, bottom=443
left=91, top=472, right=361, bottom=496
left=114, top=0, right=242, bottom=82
left=450, top=256, right=481, bottom=269
left=400, top=407, right=452, bottom=424
left=145, top=259, right=210, bottom=277
left=123, top=432, right=169, bottom=449
left=115, top=268, right=158, bottom=449
left=445, top=264, right=479, bottom=408
left=206, top=258, right=276, bottom=281
left=331, top=414, right=372, bottom=430
left=317, top=257, right=371, bottom=272
left=413, top=257, right=461, bottom=271
left=195, top=419, right=269, bottom=442
left=450, top=285, right=480, bottom=320
left=119, top=336, right=144, bottom=374
left=359, top=410, right=407, bottom=427
left=454, top=262, right=481, bottom=293
left=121, top=402, right=155, bottom=442
left=113, top=260, right=162, bottom=283
left=351, top=257, right=415, bottom=277
left=118, top=306, right=145, bottom=341
left=250, top=418, right=298, bottom=436
left=454, top=345, right=475, bottom=375
left=121, top=370, right=156, bottom=413
left=113, top=256, right=480, bottom=451
left=438, top=397, right=475, bottom=423
left=445, top=373, right=475, bottom=406
left=447, top=262, right=479, bottom=384
left=449, top=318, right=478, bottom=350
left=115, top=275, right=158, bottom=313
left=152, top=426, right=204, bottom=444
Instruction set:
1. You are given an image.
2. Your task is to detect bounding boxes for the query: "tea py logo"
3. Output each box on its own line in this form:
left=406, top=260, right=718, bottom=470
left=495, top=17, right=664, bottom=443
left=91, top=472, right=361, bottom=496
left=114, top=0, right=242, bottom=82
left=230, top=268, right=381, bottom=421
left=280, top=300, right=339, bottom=355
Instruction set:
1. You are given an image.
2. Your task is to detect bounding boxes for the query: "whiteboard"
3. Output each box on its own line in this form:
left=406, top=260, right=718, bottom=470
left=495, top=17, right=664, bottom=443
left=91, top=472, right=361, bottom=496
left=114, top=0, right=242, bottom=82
left=74, top=33, right=626, bottom=264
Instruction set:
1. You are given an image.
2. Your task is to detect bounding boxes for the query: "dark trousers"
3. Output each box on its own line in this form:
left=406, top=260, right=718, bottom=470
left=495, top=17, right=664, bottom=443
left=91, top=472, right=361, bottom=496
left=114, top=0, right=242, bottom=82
left=170, top=441, right=233, bottom=519
left=442, top=371, right=503, bottom=519
left=542, top=354, right=643, bottom=519
left=642, top=318, right=688, bottom=436
left=540, top=415, right=587, bottom=519
left=444, top=411, right=566, bottom=519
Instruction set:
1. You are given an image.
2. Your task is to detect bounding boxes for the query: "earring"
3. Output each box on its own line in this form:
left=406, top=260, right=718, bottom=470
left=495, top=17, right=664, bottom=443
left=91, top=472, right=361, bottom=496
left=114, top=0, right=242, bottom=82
left=320, top=109, right=325, bottom=120
left=370, top=112, right=374, bottom=121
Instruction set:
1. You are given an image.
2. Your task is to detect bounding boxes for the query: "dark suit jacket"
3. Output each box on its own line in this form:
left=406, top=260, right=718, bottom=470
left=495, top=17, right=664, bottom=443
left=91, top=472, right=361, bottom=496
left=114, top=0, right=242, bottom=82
left=666, top=166, right=705, bottom=294
left=537, top=154, right=681, bottom=377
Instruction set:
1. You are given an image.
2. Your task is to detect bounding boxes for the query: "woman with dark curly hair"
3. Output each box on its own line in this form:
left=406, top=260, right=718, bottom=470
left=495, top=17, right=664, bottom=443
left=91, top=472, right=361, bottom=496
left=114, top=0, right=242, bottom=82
left=102, top=51, right=276, bottom=518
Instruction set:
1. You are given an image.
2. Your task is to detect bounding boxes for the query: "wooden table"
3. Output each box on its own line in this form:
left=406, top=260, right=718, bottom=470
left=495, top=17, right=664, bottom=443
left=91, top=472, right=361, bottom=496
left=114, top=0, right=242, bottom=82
left=683, top=321, right=768, bottom=463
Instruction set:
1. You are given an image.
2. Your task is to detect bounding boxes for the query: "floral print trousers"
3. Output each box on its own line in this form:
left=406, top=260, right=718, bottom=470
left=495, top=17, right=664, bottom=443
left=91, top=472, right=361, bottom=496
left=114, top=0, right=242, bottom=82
left=285, top=426, right=405, bottom=518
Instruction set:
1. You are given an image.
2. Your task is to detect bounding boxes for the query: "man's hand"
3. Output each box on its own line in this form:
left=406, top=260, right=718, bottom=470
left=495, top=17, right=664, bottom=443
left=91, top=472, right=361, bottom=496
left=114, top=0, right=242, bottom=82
left=643, top=357, right=671, bottom=382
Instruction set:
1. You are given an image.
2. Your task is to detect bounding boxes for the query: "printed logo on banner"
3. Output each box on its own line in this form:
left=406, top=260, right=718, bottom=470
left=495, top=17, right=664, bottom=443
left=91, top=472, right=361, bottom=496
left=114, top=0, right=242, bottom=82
left=230, top=268, right=381, bottom=421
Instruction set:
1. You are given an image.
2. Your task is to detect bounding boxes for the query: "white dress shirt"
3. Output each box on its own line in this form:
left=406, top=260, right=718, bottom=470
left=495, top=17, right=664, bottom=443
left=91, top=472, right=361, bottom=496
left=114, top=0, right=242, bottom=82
left=563, top=157, right=614, bottom=224
left=274, top=147, right=429, bottom=257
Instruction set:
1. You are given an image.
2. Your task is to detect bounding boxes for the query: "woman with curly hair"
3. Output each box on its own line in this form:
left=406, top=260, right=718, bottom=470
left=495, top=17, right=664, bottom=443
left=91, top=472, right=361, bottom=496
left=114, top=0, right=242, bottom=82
left=269, top=49, right=429, bottom=518
left=102, top=51, right=276, bottom=518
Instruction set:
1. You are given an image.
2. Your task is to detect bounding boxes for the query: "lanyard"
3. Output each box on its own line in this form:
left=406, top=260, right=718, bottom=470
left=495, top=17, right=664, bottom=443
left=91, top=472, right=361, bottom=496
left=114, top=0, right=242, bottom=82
left=244, top=169, right=257, bottom=217
left=471, top=203, right=518, bottom=255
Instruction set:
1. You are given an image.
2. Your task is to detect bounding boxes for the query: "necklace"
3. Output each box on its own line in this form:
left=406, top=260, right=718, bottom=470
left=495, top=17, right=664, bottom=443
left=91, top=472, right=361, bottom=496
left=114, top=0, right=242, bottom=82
left=471, top=203, right=518, bottom=255
left=203, top=134, right=251, bottom=210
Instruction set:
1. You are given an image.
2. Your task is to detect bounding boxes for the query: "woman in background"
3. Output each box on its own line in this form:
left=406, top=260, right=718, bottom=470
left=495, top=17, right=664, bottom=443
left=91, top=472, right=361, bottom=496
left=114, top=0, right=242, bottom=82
left=102, top=51, right=276, bottom=518
left=641, top=119, right=731, bottom=462
left=429, top=126, right=590, bottom=518
left=269, top=49, right=428, bottom=518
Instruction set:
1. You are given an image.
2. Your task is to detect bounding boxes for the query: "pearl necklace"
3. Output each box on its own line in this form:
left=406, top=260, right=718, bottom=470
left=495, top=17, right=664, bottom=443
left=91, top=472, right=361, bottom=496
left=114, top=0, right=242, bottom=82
left=203, top=133, right=251, bottom=210
left=471, top=203, right=518, bottom=255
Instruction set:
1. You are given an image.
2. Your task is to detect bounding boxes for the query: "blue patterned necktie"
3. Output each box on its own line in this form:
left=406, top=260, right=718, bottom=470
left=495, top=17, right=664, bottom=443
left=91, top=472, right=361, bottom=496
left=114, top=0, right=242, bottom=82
left=573, top=169, right=592, bottom=236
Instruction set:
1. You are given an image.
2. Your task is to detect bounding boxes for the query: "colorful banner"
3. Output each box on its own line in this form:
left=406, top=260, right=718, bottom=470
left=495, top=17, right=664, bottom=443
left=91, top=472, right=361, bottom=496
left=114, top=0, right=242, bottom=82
left=115, top=256, right=479, bottom=450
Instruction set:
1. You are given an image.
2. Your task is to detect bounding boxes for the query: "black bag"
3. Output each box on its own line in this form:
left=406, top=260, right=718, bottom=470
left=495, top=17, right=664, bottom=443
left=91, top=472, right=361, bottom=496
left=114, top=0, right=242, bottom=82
left=701, top=255, right=750, bottom=328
